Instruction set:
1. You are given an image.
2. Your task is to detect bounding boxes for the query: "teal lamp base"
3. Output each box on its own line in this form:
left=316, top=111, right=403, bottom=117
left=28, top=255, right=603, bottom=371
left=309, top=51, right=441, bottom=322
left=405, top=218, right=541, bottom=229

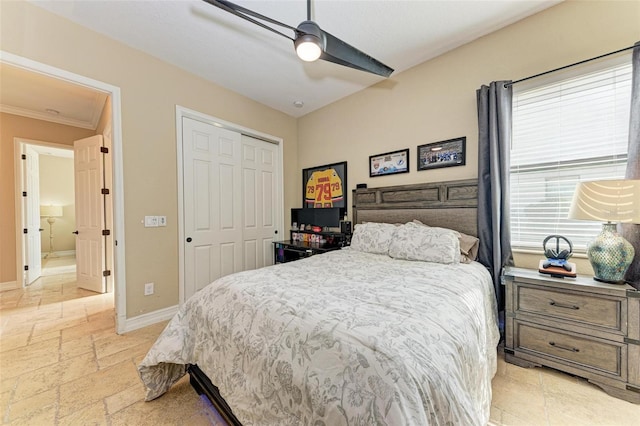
left=587, top=223, right=634, bottom=284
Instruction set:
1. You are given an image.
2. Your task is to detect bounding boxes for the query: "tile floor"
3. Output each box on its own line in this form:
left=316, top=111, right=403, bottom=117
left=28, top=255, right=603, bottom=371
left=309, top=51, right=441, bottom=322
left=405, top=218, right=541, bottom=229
left=1, top=270, right=639, bottom=425
left=40, top=256, right=77, bottom=277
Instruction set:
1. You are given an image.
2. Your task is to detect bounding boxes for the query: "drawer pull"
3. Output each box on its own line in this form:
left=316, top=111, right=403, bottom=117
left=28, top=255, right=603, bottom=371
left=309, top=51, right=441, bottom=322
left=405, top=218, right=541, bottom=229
left=549, top=300, right=579, bottom=310
left=549, top=341, right=579, bottom=353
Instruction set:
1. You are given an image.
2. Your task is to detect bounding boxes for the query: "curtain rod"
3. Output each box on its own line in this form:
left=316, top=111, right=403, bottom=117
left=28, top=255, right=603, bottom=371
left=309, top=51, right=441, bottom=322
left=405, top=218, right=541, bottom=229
left=505, top=44, right=637, bottom=87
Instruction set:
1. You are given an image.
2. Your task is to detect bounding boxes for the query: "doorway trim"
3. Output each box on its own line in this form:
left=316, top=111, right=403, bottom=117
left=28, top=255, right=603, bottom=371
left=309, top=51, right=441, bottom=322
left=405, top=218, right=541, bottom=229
left=1, top=51, right=127, bottom=334
left=175, top=105, right=285, bottom=305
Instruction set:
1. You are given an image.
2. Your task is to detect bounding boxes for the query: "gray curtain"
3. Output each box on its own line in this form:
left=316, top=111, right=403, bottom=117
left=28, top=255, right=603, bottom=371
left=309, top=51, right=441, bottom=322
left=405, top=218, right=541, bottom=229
left=622, top=41, right=640, bottom=288
left=476, top=81, right=514, bottom=311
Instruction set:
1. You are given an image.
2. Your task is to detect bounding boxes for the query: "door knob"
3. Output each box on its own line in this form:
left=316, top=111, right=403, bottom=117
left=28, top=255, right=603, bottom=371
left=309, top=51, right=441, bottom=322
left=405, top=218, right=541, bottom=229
left=39, top=228, right=44, bottom=232
left=274, top=230, right=278, bottom=234
left=72, top=231, right=79, bottom=235
left=186, top=237, right=192, bottom=242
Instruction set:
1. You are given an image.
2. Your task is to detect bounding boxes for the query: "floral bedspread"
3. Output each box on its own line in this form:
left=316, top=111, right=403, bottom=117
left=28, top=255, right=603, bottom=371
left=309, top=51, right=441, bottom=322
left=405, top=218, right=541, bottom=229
left=138, top=249, right=499, bottom=425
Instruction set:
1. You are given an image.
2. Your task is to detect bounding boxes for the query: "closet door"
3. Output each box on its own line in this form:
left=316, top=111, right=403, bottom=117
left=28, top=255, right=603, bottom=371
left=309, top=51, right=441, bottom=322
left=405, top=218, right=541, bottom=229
left=241, top=135, right=279, bottom=270
left=183, top=117, right=243, bottom=299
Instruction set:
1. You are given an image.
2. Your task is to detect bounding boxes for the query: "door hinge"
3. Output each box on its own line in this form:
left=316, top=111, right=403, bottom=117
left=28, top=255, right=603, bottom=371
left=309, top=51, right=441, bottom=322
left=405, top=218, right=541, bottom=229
left=24, top=265, right=28, bottom=271
left=21, top=154, right=26, bottom=160
left=22, top=191, right=27, bottom=197
left=23, top=228, right=27, bottom=234
left=102, top=229, right=111, bottom=236
left=103, top=270, right=111, bottom=277
left=101, top=188, right=110, bottom=195
left=100, top=147, right=109, bottom=154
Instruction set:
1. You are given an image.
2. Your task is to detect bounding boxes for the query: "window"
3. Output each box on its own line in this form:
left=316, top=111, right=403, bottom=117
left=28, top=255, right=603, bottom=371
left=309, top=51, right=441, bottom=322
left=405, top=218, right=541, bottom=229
left=510, top=58, right=632, bottom=251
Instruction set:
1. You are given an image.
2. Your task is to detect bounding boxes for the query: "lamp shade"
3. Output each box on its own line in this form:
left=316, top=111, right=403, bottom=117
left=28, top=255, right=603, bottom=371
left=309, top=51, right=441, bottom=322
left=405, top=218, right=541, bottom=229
left=40, top=205, right=63, bottom=217
left=568, top=180, right=640, bottom=224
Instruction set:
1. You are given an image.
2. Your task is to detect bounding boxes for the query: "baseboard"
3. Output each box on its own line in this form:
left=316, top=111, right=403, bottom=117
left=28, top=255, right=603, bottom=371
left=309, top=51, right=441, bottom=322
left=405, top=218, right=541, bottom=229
left=0, top=281, right=18, bottom=292
left=41, top=250, right=76, bottom=258
left=118, top=304, right=178, bottom=334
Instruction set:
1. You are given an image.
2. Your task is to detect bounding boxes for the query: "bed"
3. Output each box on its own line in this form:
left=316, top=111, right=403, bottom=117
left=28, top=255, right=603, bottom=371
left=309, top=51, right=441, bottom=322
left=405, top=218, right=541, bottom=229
left=138, top=179, right=500, bottom=425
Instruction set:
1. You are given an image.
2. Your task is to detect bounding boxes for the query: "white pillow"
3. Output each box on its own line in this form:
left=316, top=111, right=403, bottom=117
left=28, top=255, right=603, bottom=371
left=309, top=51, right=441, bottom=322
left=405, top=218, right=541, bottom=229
left=412, top=219, right=479, bottom=263
left=349, top=222, right=398, bottom=254
left=388, top=222, right=460, bottom=264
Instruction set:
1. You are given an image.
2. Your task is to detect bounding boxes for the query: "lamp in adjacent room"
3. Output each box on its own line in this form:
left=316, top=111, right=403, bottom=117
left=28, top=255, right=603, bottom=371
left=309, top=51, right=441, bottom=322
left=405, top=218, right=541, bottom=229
left=568, top=179, right=640, bottom=284
left=40, top=205, right=63, bottom=259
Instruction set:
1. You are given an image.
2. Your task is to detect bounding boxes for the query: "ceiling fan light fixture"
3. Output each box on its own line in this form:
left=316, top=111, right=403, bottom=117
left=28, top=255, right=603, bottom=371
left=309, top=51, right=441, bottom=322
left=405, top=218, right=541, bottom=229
left=295, top=34, right=322, bottom=62
left=295, top=20, right=323, bottom=62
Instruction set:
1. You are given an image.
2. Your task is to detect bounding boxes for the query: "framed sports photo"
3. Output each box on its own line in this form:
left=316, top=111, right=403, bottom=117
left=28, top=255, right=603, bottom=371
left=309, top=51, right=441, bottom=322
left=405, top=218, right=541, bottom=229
left=417, top=137, right=466, bottom=171
left=302, top=161, right=347, bottom=209
left=369, top=149, right=409, bottom=177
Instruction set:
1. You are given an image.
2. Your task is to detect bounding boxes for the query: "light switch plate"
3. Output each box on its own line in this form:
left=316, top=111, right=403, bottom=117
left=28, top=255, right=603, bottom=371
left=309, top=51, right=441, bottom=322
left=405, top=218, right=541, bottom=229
left=144, top=216, right=158, bottom=227
left=158, top=216, right=167, bottom=227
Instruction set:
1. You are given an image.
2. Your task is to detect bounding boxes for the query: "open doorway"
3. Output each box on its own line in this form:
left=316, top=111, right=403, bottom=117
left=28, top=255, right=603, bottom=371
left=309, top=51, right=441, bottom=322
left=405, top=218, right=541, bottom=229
left=2, top=51, right=126, bottom=333
left=19, top=141, right=77, bottom=281
left=16, top=133, right=115, bottom=290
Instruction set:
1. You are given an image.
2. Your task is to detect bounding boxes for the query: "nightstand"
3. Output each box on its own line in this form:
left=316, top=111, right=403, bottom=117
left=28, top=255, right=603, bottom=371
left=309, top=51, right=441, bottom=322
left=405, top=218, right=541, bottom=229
left=504, top=267, right=640, bottom=403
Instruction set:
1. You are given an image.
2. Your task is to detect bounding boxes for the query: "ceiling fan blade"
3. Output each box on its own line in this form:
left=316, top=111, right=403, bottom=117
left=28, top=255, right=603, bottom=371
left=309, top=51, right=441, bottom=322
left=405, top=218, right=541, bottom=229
left=203, top=0, right=296, bottom=41
left=203, top=0, right=394, bottom=77
left=320, top=30, right=394, bottom=77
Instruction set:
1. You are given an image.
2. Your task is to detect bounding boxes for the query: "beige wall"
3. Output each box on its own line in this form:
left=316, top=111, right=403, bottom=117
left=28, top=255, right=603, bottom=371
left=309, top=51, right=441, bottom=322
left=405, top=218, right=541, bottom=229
left=0, top=0, right=298, bottom=317
left=2, top=0, right=638, bottom=314
left=297, top=0, right=640, bottom=274
left=0, top=112, right=95, bottom=283
left=39, top=155, right=75, bottom=254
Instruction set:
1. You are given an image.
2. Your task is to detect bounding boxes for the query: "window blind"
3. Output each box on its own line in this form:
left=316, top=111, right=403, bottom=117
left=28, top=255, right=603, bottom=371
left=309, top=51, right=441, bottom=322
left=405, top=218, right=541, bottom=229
left=511, top=60, right=632, bottom=251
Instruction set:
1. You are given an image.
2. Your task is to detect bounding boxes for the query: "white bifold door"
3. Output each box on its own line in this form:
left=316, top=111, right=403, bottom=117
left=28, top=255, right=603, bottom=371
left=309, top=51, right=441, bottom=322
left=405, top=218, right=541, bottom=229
left=182, top=117, right=280, bottom=301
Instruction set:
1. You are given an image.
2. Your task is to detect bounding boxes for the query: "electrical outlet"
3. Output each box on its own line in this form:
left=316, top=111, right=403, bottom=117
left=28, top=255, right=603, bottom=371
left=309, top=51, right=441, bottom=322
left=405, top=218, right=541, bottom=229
left=144, top=282, right=154, bottom=296
left=158, top=216, right=167, bottom=227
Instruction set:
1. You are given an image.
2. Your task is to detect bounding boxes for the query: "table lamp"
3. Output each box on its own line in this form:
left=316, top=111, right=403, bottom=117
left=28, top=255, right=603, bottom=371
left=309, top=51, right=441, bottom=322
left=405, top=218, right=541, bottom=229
left=568, top=180, right=640, bottom=283
left=40, top=205, right=63, bottom=259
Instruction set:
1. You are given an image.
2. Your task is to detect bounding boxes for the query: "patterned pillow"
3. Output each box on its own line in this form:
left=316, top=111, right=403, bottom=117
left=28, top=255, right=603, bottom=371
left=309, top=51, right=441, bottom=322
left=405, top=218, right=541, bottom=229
left=388, top=222, right=460, bottom=264
left=349, top=222, right=398, bottom=254
left=412, top=219, right=479, bottom=263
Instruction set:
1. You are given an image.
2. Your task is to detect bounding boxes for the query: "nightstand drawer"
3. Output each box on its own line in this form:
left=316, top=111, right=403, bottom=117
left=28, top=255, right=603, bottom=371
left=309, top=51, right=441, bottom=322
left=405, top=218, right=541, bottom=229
left=517, top=285, right=622, bottom=331
left=516, top=322, right=624, bottom=378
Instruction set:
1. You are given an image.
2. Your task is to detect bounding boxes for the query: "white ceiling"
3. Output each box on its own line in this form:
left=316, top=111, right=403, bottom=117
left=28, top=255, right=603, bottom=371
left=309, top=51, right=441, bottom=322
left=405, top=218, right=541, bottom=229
left=2, top=0, right=561, bottom=124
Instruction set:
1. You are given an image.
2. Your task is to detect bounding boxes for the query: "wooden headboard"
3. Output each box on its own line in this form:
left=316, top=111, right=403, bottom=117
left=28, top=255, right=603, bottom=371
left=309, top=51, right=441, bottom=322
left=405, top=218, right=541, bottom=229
left=352, top=179, right=478, bottom=237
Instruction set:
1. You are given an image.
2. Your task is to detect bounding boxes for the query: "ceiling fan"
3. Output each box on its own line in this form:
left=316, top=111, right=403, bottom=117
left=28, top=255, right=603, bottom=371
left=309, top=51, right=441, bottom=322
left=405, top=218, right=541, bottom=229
left=202, top=0, right=394, bottom=77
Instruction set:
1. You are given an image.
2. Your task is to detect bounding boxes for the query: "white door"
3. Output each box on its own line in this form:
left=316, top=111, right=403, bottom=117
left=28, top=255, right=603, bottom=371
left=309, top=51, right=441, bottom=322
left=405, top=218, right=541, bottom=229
left=183, top=117, right=243, bottom=299
left=74, top=135, right=106, bottom=293
left=241, top=135, right=278, bottom=269
left=24, top=146, right=42, bottom=285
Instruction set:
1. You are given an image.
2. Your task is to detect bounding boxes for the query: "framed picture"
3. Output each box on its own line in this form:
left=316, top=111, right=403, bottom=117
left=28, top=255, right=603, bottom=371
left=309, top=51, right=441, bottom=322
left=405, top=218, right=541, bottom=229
left=302, top=161, right=347, bottom=209
left=369, top=148, right=410, bottom=177
left=417, top=137, right=466, bottom=171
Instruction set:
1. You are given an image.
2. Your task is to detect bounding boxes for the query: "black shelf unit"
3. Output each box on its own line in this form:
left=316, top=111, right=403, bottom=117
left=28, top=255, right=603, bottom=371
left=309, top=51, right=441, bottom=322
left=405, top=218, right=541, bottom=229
left=273, top=230, right=348, bottom=264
